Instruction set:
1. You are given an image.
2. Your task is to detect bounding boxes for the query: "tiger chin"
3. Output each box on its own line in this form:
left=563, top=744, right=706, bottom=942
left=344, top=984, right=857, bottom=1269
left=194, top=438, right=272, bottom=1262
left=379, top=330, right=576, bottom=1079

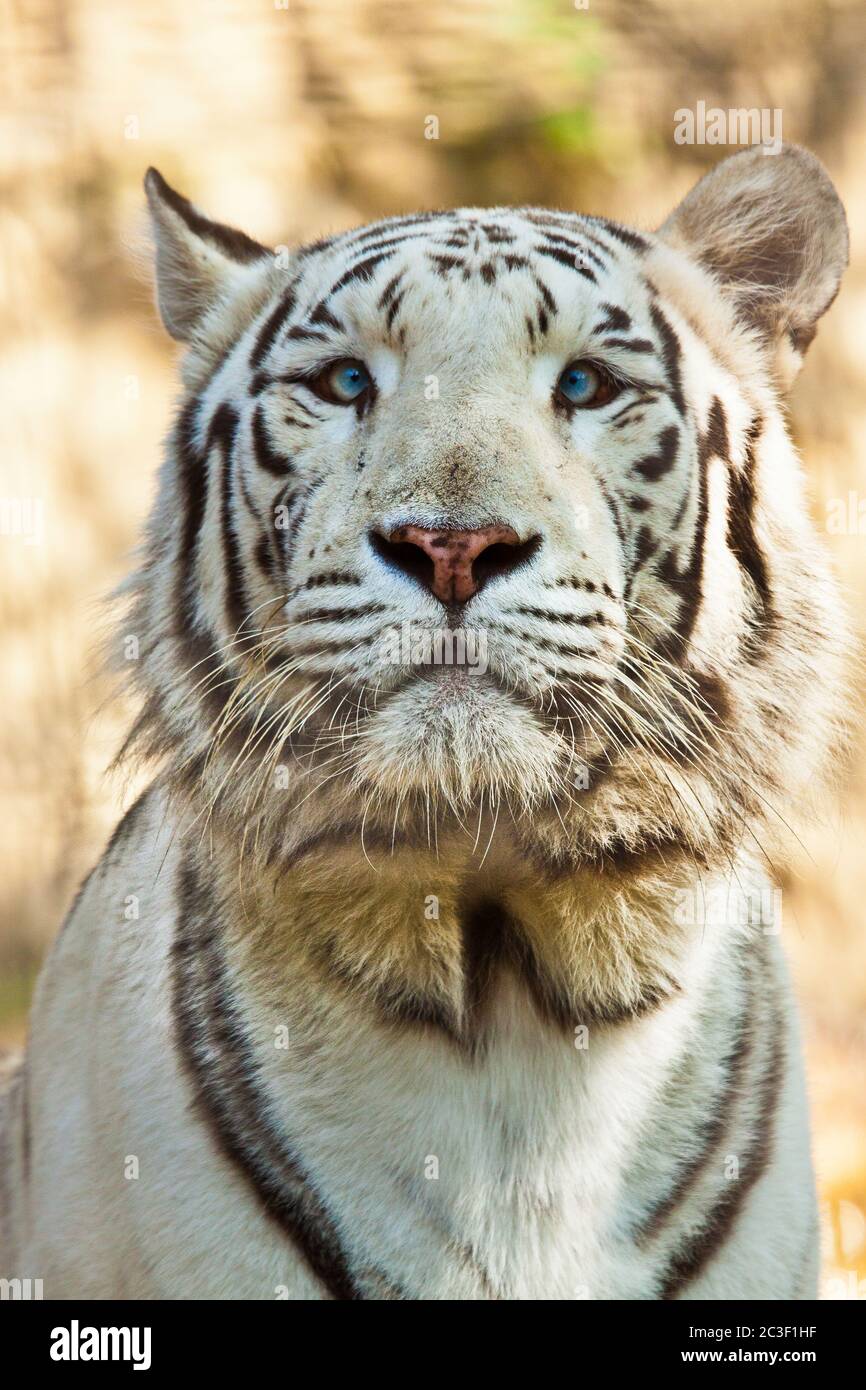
left=0, top=146, right=850, bottom=1300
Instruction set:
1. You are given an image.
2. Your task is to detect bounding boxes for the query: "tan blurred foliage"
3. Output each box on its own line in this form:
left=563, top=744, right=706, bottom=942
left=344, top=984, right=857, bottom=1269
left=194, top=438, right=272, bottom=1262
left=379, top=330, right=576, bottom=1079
left=1, top=0, right=864, bottom=1295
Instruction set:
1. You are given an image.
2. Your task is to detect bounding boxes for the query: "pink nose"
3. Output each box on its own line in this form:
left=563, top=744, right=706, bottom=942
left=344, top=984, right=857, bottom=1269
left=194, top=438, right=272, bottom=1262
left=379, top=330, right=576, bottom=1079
left=386, top=524, right=522, bottom=604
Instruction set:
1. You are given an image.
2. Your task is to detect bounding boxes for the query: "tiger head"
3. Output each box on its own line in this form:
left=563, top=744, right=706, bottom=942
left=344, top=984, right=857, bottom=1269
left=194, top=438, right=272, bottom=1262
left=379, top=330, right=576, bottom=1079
left=130, top=146, right=848, bottom=881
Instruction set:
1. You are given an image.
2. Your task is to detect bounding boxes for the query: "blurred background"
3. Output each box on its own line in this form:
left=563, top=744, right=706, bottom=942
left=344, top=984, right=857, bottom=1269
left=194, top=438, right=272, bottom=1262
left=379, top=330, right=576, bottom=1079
left=1, top=0, right=864, bottom=1296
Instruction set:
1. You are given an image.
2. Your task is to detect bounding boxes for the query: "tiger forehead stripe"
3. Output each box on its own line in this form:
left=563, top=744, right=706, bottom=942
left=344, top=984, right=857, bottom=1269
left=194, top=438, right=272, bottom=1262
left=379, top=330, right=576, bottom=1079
left=377, top=272, right=405, bottom=310
left=539, top=234, right=609, bottom=274
left=586, top=216, right=652, bottom=255
left=479, top=223, right=516, bottom=243
left=324, top=249, right=399, bottom=300
left=345, top=209, right=453, bottom=245
left=533, top=276, right=558, bottom=314
left=309, top=301, right=344, bottom=331
left=596, top=304, right=632, bottom=333
left=249, top=287, right=297, bottom=371
left=534, top=243, right=597, bottom=282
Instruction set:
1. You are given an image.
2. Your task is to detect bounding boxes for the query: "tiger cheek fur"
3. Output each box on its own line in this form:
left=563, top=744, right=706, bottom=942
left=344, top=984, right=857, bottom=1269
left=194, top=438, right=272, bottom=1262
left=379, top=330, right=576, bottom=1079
left=0, top=146, right=848, bottom=1300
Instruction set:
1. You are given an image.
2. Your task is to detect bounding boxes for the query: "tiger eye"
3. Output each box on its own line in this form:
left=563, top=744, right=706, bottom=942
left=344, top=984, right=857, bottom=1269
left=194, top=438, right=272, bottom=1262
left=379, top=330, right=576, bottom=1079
left=310, top=358, right=373, bottom=405
left=555, top=360, right=621, bottom=409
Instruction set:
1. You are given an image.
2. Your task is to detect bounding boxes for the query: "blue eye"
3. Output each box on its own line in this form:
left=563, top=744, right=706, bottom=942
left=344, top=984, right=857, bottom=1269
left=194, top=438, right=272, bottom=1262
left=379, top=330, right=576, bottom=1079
left=314, top=358, right=373, bottom=405
left=555, top=360, right=619, bottom=409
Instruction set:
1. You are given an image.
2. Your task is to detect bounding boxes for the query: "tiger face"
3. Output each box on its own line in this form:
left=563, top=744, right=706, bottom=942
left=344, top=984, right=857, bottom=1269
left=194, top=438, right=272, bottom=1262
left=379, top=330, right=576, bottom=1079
left=134, top=147, right=848, bottom=874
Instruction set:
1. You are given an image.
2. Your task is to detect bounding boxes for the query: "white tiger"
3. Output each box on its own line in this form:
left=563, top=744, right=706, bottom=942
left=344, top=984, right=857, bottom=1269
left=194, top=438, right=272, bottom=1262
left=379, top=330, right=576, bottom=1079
left=0, top=145, right=849, bottom=1299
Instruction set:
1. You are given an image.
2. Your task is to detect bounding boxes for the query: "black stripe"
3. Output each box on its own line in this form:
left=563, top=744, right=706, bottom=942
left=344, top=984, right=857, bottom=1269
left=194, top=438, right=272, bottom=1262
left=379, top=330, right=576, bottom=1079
left=328, top=251, right=397, bottom=297
left=345, top=232, right=428, bottom=260
left=309, top=301, right=344, bottom=331
left=518, top=818, right=700, bottom=880
left=255, top=530, right=278, bottom=583
left=385, top=291, right=405, bottom=332
left=428, top=253, right=463, bottom=276
left=291, top=571, right=362, bottom=596
left=285, top=324, right=328, bottom=343
left=649, top=302, right=686, bottom=416
left=348, top=211, right=444, bottom=245
left=538, top=234, right=608, bottom=273
left=293, top=603, right=386, bottom=624
left=702, top=395, right=730, bottom=463
left=610, top=397, right=654, bottom=428
left=521, top=211, right=581, bottom=233
left=634, top=524, right=660, bottom=572
left=277, top=495, right=308, bottom=573
left=610, top=400, right=648, bottom=428
left=597, top=475, right=627, bottom=548
left=460, top=899, right=577, bottom=1037
left=377, top=272, right=404, bottom=309
left=536, top=245, right=596, bottom=282
left=660, top=1002, right=785, bottom=1298
left=291, top=398, right=324, bottom=423
left=506, top=606, right=615, bottom=628
left=174, top=395, right=210, bottom=638
left=603, top=336, right=654, bottom=353
left=249, top=289, right=297, bottom=370
left=172, top=860, right=403, bottom=1300
left=308, top=930, right=460, bottom=1041
left=498, top=626, right=606, bottom=655
left=726, top=417, right=773, bottom=650
left=656, top=495, right=706, bottom=655
left=596, top=304, right=632, bottom=334
left=252, top=406, right=293, bottom=477
left=548, top=575, right=621, bottom=601
left=534, top=277, right=558, bottom=314
left=652, top=398, right=724, bottom=653
left=633, top=425, right=680, bottom=482
left=219, top=408, right=250, bottom=638
left=294, top=232, right=338, bottom=261
left=635, top=959, right=754, bottom=1246
left=461, top=898, right=673, bottom=1036
left=588, top=216, right=651, bottom=255
left=479, top=222, right=515, bottom=243
left=173, top=400, right=246, bottom=723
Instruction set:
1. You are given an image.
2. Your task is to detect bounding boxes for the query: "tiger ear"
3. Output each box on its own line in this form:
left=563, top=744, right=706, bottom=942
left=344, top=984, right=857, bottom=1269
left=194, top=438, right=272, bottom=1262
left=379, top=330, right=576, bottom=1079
left=658, top=145, right=848, bottom=377
left=144, top=167, right=272, bottom=342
